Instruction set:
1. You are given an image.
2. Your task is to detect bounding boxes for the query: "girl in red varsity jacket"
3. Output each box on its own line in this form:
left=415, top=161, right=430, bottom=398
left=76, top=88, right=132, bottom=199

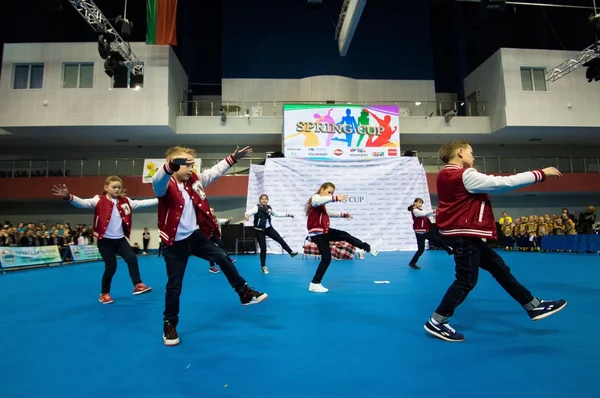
left=52, top=176, right=158, bottom=304
left=424, top=141, right=566, bottom=343
left=407, top=197, right=453, bottom=270
left=305, top=182, right=382, bottom=293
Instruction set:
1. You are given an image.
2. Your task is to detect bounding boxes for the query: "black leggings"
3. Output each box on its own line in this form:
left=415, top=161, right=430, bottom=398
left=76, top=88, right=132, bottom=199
left=97, top=237, right=142, bottom=294
left=209, top=234, right=227, bottom=267
left=409, top=231, right=452, bottom=265
left=255, top=227, right=293, bottom=266
left=163, top=230, right=246, bottom=325
left=311, top=228, right=370, bottom=284
left=435, top=237, right=534, bottom=318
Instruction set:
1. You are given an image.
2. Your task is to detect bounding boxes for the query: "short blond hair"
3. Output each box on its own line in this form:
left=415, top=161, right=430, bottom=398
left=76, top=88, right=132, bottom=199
left=165, top=146, right=196, bottom=160
left=438, top=140, right=470, bottom=164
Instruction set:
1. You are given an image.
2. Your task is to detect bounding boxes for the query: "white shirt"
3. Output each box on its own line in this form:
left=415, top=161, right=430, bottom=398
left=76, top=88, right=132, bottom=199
left=175, top=182, right=198, bottom=241
left=103, top=198, right=125, bottom=239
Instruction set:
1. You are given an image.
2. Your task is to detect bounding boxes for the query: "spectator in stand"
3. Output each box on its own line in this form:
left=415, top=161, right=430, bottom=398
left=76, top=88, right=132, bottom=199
left=142, top=228, right=151, bottom=254
left=578, top=206, right=596, bottom=234
left=499, top=211, right=512, bottom=225
left=561, top=208, right=576, bottom=227
left=19, top=230, right=34, bottom=246
left=562, top=214, right=577, bottom=235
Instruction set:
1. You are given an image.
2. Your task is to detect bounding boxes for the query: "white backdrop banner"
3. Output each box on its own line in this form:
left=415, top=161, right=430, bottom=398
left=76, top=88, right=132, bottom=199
left=246, top=164, right=265, bottom=204
left=245, top=157, right=431, bottom=253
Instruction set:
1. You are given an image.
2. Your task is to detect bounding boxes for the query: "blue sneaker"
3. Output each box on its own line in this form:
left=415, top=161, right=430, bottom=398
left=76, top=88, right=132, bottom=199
left=527, top=299, right=567, bottom=321
left=424, top=318, right=465, bottom=342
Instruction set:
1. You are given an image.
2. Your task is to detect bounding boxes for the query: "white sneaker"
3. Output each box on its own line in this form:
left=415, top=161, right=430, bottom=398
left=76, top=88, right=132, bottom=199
left=262, top=266, right=269, bottom=274
left=309, top=282, right=328, bottom=293
left=369, top=238, right=383, bottom=256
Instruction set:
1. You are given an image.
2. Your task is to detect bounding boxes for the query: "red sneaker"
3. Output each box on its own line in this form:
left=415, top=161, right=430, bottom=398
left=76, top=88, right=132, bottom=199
left=133, top=283, right=152, bottom=295
left=99, top=293, right=114, bottom=304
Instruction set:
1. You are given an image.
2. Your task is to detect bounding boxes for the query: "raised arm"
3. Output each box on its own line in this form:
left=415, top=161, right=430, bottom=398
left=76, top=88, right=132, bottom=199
left=197, top=155, right=237, bottom=188
left=271, top=208, right=293, bottom=218
left=198, top=146, right=252, bottom=188
left=311, top=193, right=347, bottom=207
left=152, top=162, right=175, bottom=198
left=129, top=198, right=159, bottom=210
left=67, top=195, right=100, bottom=209
left=327, top=209, right=351, bottom=219
left=462, top=168, right=554, bottom=194
left=53, top=184, right=99, bottom=209
left=412, top=208, right=435, bottom=218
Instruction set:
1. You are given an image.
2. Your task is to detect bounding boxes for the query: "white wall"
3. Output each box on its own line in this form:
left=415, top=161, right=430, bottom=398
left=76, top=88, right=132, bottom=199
left=465, top=48, right=600, bottom=132
left=221, top=77, right=437, bottom=116
left=167, top=48, right=188, bottom=131
left=464, top=49, right=507, bottom=133
left=0, top=42, right=173, bottom=128
left=501, top=48, right=600, bottom=127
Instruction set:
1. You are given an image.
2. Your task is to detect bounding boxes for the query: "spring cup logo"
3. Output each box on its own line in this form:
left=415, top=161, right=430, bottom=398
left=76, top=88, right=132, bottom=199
left=340, top=193, right=368, bottom=205
left=248, top=157, right=430, bottom=252
left=0, top=248, right=15, bottom=264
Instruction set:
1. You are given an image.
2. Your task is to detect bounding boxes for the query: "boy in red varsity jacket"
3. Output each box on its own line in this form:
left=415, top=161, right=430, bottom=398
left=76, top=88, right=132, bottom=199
left=152, top=145, right=267, bottom=346
left=407, top=197, right=453, bottom=270
left=305, top=182, right=382, bottom=293
left=52, top=176, right=157, bottom=304
left=424, top=141, right=567, bottom=342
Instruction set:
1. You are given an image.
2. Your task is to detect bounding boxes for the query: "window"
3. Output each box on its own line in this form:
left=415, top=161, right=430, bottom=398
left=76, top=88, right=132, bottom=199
left=520, top=67, right=547, bottom=92
left=62, top=63, right=94, bottom=89
left=13, top=64, right=44, bottom=89
left=111, top=62, right=144, bottom=90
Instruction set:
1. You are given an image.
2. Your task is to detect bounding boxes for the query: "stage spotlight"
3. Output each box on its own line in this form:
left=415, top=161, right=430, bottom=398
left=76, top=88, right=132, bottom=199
left=583, top=57, right=600, bottom=82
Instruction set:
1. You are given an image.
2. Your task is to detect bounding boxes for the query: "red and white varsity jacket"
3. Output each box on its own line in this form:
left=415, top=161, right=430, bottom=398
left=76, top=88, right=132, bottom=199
left=307, top=194, right=350, bottom=235
left=412, top=208, right=434, bottom=233
left=65, top=194, right=158, bottom=239
left=152, top=155, right=237, bottom=246
left=436, top=164, right=545, bottom=239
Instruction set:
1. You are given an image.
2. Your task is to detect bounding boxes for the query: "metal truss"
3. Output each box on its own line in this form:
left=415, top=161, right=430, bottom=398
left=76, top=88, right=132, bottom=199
left=546, top=40, right=600, bottom=82
left=66, top=0, right=143, bottom=75
left=334, top=0, right=351, bottom=39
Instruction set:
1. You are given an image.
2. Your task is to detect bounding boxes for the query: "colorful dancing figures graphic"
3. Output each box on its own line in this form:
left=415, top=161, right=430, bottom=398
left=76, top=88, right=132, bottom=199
left=363, top=108, right=398, bottom=147
left=313, top=109, right=336, bottom=147
left=285, top=122, right=320, bottom=147
left=332, top=109, right=358, bottom=147
left=355, top=109, right=371, bottom=147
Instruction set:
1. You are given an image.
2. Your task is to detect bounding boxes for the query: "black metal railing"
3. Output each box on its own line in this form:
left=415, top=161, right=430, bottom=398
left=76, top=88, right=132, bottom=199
left=178, top=100, right=487, bottom=118
left=0, top=156, right=596, bottom=178
left=419, top=156, right=599, bottom=174
left=0, top=158, right=262, bottom=178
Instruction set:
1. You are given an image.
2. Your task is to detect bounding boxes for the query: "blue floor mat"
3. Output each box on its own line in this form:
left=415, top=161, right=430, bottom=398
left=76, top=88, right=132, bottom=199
left=0, top=250, right=593, bottom=397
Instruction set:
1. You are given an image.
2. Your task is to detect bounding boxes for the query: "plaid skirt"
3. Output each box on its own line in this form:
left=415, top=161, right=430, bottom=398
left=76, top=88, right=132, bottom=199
left=302, top=237, right=357, bottom=260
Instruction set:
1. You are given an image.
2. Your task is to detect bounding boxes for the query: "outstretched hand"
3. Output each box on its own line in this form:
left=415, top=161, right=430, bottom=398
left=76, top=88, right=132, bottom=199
left=52, top=184, right=69, bottom=199
left=171, top=158, right=195, bottom=167
left=345, top=213, right=353, bottom=219
left=233, top=146, right=253, bottom=160
left=542, top=167, right=561, bottom=178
